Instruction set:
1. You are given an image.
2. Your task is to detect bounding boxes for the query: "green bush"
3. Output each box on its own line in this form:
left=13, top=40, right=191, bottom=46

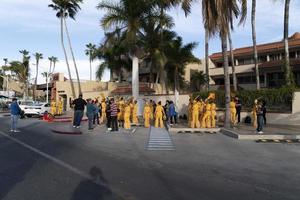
left=193, top=86, right=295, bottom=112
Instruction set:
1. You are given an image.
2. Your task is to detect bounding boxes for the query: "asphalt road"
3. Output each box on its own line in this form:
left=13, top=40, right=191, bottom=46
left=0, top=116, right=299, bottom=200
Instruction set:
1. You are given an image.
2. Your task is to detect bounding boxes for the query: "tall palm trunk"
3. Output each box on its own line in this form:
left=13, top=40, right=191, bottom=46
left=52, top=61, right=56, bottom=74
left=174, top=66, right=179, bottom=107
left=64, top=18, right=82, bottom=95
left=205, top=29, right=210, bottom=91
left=228, top=29, right=237, bottom=91
left=284, top=0, right=292, bottom=85
left=132, top=56, right=139, bottom=100
left=89, top=57, right=92, bottom=81
left=221, top=32, right=231, bottom=128
left=34, top=59, right=39, bottom=101
left=60, top=15, right=76, bottom=98
left=252, top=0, right=260, bottom=90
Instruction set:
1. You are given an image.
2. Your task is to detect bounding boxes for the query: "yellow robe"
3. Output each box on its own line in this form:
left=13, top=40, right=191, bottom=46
left=100, top=101, right=106, bottom=123
left=230, top=101, right=236, bottom=125
left=191, top=102, right=200, bottom=128
left=132, top=103, right=138, bottom=124
left=50, top=101, right=56, bottom=115
left=124, top=105, right=131, bottom=129
left=211, top=103, right=217, bottom=128
left=143, top=104, right=151, bottom=128
left=155, top=105, right=164, bottom=128
left=202, top=103, right=212, bottom=128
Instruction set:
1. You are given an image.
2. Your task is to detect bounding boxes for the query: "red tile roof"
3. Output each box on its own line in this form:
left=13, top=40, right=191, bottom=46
left=259, top=58, right=300, bottom=68
left=111, top=84, right=155, bottom=95
left=210, top=32, right=300, bottom=60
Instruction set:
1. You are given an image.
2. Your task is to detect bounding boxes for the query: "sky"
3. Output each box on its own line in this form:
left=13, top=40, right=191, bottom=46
left=0, top=0, right=299, bottom=84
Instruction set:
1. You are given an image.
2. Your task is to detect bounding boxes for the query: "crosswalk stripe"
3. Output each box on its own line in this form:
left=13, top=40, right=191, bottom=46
left=146, top=126, right=175, bottom=151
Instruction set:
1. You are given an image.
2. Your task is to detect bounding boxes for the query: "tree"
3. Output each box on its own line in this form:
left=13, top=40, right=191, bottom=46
left=49, top=0, right=77, bottom=98
left=85, top=43, right=97, bottom=81
left=19, top=50, right=31, bottom=100
left=165, top=36, right=199, bottom=96
left=3, top=58, right=8, bottom=66
left=283, top=0, right=293, bottom=85
left=33, top=53, right=43, bottom=101
left=50, top=56, right=59, bottom=74
left=191, top=71, right=209, bottom=92
left=228, top=28, right=237, bottom=91
left=252, top=0, right=260, bottom=90
left=3, top=61, right=30, bottom=99
left=204, top=29, right=210, bottom=91
left=98, top=0, right=157, bottom=99
left=202, top=0, right=247, bottom=128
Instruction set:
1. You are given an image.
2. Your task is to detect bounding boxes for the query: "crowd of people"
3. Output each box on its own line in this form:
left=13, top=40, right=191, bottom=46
left=70, top=94, right=179, bottom=132
left=188, top=93, right=217, bottom=129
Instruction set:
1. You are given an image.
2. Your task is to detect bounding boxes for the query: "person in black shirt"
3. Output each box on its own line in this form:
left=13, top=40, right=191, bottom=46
left=262, top=100, right=267, bottom=125
left=235, top=96, right=242, bottom=123
left=72, top=94, right=87, bottom=128
left=256, top=100, right=264, bottom=134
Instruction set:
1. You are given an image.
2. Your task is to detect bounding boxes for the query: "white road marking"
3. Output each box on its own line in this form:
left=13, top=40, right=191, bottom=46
left=0, top=130, right=92, bottom=180
left=146, top=127, right=175, bottom=151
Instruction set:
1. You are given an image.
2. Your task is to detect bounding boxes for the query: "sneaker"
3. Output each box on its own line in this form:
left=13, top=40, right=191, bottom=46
left=14, top=130, right=20, bottom=133
left=73, top=125, right=76, bottom=128
left=258, top=131, right=264, bottom=134
left=88, top=128, right=93, bottom=131
left=10, top=129, right=14, bottom=132
left=76, top=126, right=81, bottom=129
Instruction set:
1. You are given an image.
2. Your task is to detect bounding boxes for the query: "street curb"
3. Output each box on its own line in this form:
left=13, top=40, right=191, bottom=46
left=169, top=127, right=220, bottom=134
left=221, top=128, right=300, bottom=140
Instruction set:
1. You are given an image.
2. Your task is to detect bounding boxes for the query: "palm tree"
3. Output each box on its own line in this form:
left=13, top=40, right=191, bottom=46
left=3, top=58, right=8, bottom=66
left=154, top=0, right=194, bottom=92
left=51, top=57, right=59, bottom=74
left=19, top=50, right=30, bottom=62
left=4, top=61, right=30, bottom=99
left=202, top=0, right=247, bottom=128
left=85, top=43, right=97, bottom=81
left=252, top=0, right=260, bottom=90
left=228, top=28, right=237, bottom=91
left=63, top=8, right=83, bottom=94
left=283, top=0, right=293, bottom=85
left=98, top=0, right=158, bottom=99
left=204, top=29, right=210, bottom=91
left=33, top=52, right=43, bottom=101
left=191, top=71, right=209, bottom=92
left=165, top=36, right=199, bottom=103
left=49, top=0, right=77, bottom=98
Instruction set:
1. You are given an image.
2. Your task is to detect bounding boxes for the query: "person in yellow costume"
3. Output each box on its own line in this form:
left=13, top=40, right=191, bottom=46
left=252, top=99, right=258, bottom=128
left=211, top=101, right=217, bottom=128
left=124, top=102, right=131, bottom=129
left=56, top=98, right=63, bottom=116
left=197, top=99, right=204, bottom=126
left=132, top=100, right=139, bottom=125
left=143, top=102, right=152, bottom=128
left=230, top=98, right=237, bottom=125
left=50, top=100, right=57, bottom=115
left=191, top=100, right=200, bottom=128
left=100, top=99, right=106, bottom=123
left=188, top=99, right=193, bottom=127
left=155, top=101, right=165, bottom=128
left=117, top=97, right=125, bottom=127
left=201, top=101, right=212, bottom=128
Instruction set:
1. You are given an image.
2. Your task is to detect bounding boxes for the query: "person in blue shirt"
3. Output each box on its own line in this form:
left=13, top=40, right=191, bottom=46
left=10, top=98, right=21, bottom=132
left=168, top=101, right=177, bottom=125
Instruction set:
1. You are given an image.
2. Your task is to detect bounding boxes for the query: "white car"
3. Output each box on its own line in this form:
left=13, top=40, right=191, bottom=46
left=23, top=103, right=51, bottom=117
left=19, top=101, right=35, bottom=111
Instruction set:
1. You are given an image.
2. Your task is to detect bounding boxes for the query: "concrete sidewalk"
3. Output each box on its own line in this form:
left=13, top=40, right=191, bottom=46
left=222, top=124, right=300, bottom=140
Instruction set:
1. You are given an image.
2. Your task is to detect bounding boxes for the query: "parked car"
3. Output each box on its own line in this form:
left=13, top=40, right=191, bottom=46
left=19, top=101, right=35, bottom=111
left=23, top=103, right=51, bottom=117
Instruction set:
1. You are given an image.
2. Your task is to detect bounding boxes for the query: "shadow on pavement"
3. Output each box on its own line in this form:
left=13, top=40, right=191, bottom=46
left=70, top=167, right=119, bottom=200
